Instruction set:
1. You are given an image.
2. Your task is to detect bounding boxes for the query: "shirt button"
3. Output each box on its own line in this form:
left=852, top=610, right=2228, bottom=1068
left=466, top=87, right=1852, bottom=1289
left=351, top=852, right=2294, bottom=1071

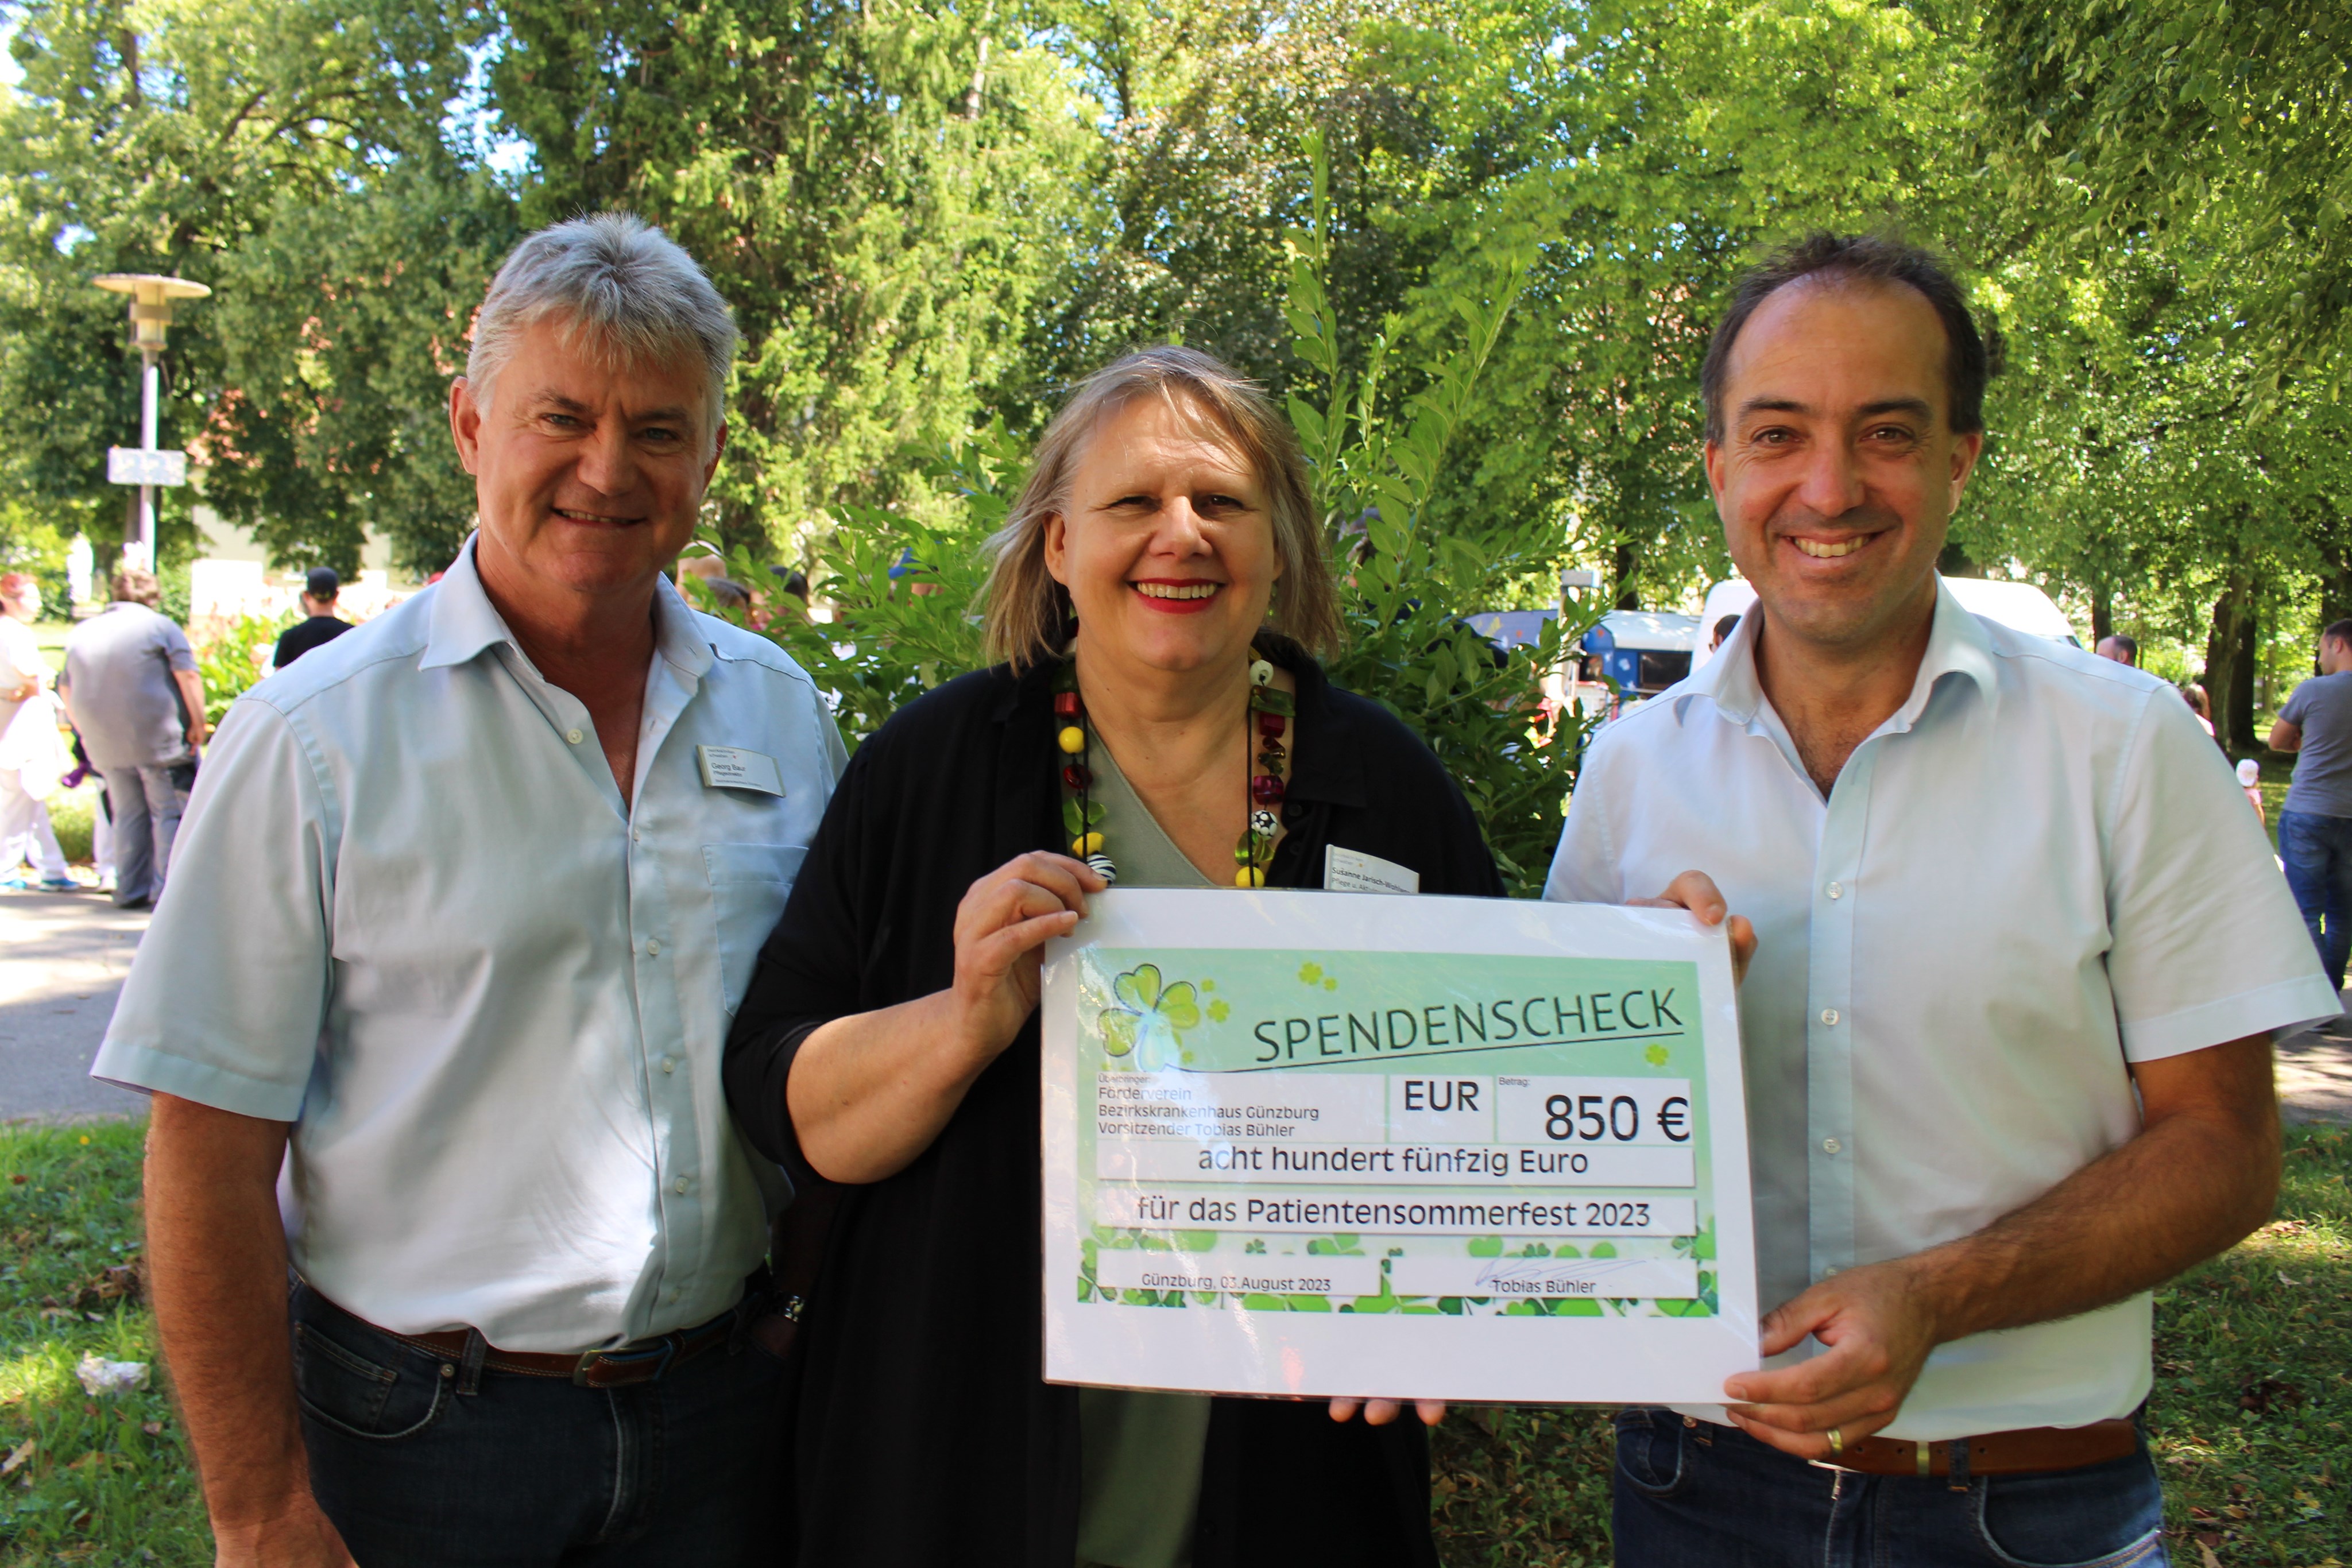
left=662, top=1055, right=678, bottom=1074
left=672, top=1176, right=690, bottom=1194
left=1822, top=1137, right=1842, bottom=1154
left=1820, top=1008, right=1840, bottom=1026
left=566, top=728, right=584, bottom=744
left=646, top=938, right=661, bottom=957
left=630, top=827, right=641, bottom=842
left=1824, top=1265, right=1842, bottom=1277
left=1826, top=881, right=1843, bottom=900
left=665, top=1287, right=680, bottom=1303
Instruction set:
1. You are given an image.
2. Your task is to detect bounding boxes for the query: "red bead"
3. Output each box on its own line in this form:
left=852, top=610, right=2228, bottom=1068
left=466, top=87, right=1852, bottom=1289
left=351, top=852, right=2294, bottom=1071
left=1063, top=764, right=1092, bottom=791
left=1054, top=691, right=1081, bottom=718
left=1251, top=774, right=1286, bottom=806
left=1256, top=711, right=1285, bottom=737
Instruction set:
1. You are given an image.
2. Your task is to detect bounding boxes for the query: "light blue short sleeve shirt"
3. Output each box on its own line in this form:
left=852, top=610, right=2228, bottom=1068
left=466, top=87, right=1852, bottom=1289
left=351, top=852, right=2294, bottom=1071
left=1546, top=581, right=2334, bottom=1438
left=93, top=540, right=847, bottom=1352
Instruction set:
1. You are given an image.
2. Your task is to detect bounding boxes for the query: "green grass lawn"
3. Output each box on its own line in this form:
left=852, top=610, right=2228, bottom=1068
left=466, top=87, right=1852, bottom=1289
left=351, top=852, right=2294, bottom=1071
left=0, top=1121, right=206, bottom=1565
left=1, top=1120, right=2343, bottom=1565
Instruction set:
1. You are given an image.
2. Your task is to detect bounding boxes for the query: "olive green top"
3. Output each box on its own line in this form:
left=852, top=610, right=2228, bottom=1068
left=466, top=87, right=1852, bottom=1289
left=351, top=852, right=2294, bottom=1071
left=1073, top=740, right=1217, bottom=1568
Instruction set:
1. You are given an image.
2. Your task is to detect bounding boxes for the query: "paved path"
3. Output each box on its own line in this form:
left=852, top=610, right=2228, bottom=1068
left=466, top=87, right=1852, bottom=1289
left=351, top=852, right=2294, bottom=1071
left=2277, top=1016, right=2352, bottom=1125
left=2, top=890, right=2349, bottom=1126
left=0, top=889, right=151, bottom=1124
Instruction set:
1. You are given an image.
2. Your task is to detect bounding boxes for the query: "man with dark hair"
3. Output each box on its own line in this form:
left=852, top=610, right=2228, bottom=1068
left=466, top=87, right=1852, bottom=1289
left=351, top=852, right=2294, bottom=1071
left=1711, top=613, right=1742, bottom=651
left=58, top=567, right=206, bottom=909
left=2095, top=632, right=2139, bottom=665
left=270, top=567, right=354, bottom=669
left=1551, top=233, right=2328, bottom=1564
left=2269, top=619, right=2352, bottom=1003
left=1696, top=231, right=1994, bottom=446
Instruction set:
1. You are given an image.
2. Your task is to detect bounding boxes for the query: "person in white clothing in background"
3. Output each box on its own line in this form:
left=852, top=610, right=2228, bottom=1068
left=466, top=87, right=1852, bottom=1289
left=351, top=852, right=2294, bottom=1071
left=0, top=572, right=72, bottom=891
left=1548, top=233, right=2332, bottom=1567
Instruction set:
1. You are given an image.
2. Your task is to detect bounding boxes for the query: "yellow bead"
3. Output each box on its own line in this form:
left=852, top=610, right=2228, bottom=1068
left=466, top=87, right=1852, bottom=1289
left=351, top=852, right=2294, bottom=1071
left=1235, top=866, right=1266, bottom=888
left=1058, top=726, right=1086, bottom=754
left=1071, top=831, right=1104, bottom=857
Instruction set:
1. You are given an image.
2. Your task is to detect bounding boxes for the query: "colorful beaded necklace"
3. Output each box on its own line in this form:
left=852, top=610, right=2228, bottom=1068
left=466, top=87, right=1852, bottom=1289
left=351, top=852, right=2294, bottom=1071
left=1053, top=646, right=1296, bottom=889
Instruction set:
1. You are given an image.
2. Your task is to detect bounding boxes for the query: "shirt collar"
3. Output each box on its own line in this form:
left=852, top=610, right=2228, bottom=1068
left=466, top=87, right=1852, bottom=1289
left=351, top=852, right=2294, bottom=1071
left=1689, top=576, right=2001, bottom=731
left=420, top=533, right=715, bottom=680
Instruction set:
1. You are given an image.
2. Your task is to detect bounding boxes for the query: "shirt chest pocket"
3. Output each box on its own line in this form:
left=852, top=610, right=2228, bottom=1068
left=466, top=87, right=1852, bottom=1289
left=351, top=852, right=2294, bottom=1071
left=703, top=843, right=808, bottom=1013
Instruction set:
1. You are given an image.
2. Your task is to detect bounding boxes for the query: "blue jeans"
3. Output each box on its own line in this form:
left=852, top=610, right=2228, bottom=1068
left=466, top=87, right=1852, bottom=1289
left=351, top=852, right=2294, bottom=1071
left=96, top=762, right=188, bottom=907
left=291, top=1279, right=787, bottom=1566
left=1611, top=1409, right=2168, bottom=1567
left=2278, top=809, right=2352, bottom=990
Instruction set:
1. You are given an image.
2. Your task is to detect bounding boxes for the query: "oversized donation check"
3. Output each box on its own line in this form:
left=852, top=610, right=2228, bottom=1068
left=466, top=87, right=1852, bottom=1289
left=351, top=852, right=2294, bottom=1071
left=1040, top=889, right=1758, bottom=1404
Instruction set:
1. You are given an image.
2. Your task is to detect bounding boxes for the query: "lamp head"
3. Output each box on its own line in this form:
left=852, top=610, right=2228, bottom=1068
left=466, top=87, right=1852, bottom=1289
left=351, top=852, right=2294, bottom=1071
left=93, top=273, right=210, bottom=354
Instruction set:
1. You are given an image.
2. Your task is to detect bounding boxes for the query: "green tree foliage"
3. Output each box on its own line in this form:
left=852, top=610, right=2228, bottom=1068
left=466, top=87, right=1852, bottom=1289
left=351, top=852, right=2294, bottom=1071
left=1981, top=0, right=2351, bottom=404
left=0, top=0, right=504, bottom=573
left=1010, top=0, right=1452, bottom=415
left=1380, top=0, right=1986, bottom=611
left=7, top=0, right=2350, bottom=756
left=1972, top=0, right=2352, bottom=734
left=492, top=0, right=1102, bottom=562
left=729, top=130, right=1576, bottom=891
left=1285, top=132, right=1573, bottom=891
left=199, top=163, right=519, bottom=578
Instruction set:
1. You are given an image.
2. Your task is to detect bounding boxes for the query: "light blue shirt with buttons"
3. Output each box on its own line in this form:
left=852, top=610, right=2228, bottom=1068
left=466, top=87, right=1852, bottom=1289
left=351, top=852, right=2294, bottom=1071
left=1548, top=580, right=2334, bottom=1438
left=93, top=539, right=845, bottom=1352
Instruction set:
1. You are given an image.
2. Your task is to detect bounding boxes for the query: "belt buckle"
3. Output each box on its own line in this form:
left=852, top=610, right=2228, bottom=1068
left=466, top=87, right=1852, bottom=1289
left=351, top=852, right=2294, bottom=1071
left=573, top=1335, right=677, bottom=1388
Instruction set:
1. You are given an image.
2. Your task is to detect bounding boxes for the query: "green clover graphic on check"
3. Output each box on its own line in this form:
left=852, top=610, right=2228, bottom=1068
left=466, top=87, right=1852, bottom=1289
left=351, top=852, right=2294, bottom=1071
left=1101, top=964, right=1202, bottom=1071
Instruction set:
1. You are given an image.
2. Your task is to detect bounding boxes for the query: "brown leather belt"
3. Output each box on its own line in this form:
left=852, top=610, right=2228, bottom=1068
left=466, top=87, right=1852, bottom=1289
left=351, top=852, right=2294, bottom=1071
left=387, top=1310, right=738, bottom=1389
left=1812, top=1419, right=2140, bottom=1478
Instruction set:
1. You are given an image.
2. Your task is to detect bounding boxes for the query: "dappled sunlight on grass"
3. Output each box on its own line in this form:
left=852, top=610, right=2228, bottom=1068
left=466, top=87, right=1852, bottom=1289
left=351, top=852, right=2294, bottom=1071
left=0, top=1120, right=206, bottom=1565
left=2146, top=1126, right=2351, bottom=1565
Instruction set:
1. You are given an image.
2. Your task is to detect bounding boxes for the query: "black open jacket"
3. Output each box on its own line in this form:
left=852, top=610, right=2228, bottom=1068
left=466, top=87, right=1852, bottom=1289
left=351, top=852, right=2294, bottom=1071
left=725, top=637, right=1502, bottom=1568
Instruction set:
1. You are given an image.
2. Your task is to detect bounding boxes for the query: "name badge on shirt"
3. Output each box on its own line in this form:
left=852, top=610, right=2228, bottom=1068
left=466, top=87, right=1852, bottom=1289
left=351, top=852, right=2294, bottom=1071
left=696, top=745, right=786, bottom=796
left=1322, top=845, right=1419, bottom=895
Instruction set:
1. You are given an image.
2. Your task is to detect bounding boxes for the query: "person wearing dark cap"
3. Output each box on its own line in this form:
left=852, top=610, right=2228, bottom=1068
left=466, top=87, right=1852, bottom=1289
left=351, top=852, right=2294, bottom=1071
left=271, top=568, right=354, bottom=669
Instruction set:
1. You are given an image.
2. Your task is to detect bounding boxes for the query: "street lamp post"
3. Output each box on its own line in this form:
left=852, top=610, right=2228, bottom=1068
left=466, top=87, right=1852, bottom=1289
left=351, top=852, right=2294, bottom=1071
left=91, top=273, right=210, bottom=574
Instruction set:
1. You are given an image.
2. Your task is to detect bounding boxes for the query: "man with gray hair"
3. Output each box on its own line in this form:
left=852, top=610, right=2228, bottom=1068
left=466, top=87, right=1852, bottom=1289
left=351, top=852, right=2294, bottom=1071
left=96, top=214, right=844, bottom=1564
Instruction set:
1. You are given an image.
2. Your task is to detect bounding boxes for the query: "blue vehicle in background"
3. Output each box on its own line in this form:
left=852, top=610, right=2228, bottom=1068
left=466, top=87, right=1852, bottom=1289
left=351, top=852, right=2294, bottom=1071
left=1459, top=606, right=1703, bottom=739
left=1575, top=610, right=1703, bottom=721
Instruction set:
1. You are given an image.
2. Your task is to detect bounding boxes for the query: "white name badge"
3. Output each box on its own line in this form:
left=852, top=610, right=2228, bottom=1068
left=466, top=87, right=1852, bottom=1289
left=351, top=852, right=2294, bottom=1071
left=1324, top=845, right=1420, bottom=895
left=695, top=745, right=785, bottom=796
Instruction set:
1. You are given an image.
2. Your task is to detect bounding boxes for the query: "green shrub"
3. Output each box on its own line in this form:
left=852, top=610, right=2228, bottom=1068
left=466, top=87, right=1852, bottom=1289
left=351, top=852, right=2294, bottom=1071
left=195, top=611, right=297, bottom=725
left=43, top=783, right=95, bottom=863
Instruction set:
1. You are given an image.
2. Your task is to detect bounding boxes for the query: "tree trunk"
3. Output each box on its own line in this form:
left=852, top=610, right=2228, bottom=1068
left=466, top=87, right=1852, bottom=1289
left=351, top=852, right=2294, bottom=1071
left=2089, top=583, right=2114, bottom=644
left=2204, top=571, right=2251, bottom=756
left=2232, top=594, right=2260, bottom=753
left=962, top=1, right=996, bottom=119
left=1612, top=539, right=1641, bottom=611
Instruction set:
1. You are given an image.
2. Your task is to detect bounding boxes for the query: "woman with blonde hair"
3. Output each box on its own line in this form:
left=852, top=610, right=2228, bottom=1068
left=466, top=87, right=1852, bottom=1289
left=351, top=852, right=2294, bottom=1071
left=726, top=346, right=1495, bottom=1566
